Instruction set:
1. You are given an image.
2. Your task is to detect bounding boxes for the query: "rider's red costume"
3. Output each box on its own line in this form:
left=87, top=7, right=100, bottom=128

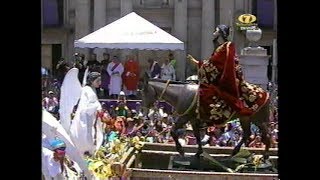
left=198, top=41, right=269, bottom=125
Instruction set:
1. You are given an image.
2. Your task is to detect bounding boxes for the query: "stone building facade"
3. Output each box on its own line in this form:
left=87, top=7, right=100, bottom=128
left=42, top=0, right=277, bottom=81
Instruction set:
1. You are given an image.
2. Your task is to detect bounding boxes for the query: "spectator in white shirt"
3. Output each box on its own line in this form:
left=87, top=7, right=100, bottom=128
left=160, top=59, right=176, bottom=81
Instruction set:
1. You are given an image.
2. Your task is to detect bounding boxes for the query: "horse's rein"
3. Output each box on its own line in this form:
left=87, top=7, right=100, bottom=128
left=173, top=90, right=198, bottom=117
left=139, top=80, right=170, bottom=110
left=158, top=79, right=171, bottom=100
left=141, top=79, right=198, bottom=119
left=156, top=79, right=198, bottom=117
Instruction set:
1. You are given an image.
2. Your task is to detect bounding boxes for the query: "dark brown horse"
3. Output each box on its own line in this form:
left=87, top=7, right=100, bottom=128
left=140, top=73, right=271, bottom=160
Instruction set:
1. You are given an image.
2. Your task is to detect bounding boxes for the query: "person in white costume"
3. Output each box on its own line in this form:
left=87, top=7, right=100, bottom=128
left=160, top=59, right=176, bottom=81
left=42, top=138, right=83, bottom=179
left=107, top=56, right=124, bottom=98
left=70, top=72, right=104, bottom=156
left=42, top=109, right=90, bottom=178
left=42, top=139, right=67, bottom=180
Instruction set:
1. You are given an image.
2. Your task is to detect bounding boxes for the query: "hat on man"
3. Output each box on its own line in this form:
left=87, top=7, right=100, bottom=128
left=49, top=139, right=66, bottom=151
left=119, top=91, right=125, bottom=96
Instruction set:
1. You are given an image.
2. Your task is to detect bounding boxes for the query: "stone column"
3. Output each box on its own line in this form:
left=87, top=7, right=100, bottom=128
left=41, top=0, right=43, bottom=27
left=233, top=0, right=247, bottom=53
left=75, top=0, right=91, bottom=60
left=272, top=39, right=277, bottom=83
left=220, top=0, right=246, bottom=53
left=219, top=0, right=234, bottom=25
left=173, top=0, right=187, bottom=81
left=120, top=0, right=133, bottom=17
left=239, top=29, right=270, bottom=90
left=120, top=0, right=133, bottom=62
left=247, top=0, right=253, bottom=13
left=67, top=0, right=76, bottom=62
left=201, top=0, right=215, bottom=60
left=274, top=0, right=277, bottom=31
left=93, top=0, right=107, bottom=61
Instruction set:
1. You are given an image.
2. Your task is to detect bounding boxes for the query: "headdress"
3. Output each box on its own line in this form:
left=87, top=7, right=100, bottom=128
left=86, top=72, right=101, bottom=85
left=216, top=24, right=230, bottom=40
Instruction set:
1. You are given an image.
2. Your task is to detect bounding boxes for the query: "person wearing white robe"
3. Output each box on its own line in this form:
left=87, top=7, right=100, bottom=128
left=42, top=139, right=67, bottom=180
left=160, top=59, right=176, bottom=81
left=42, top=147, right=65, bottom=180
left=70, top=72, right=104, bottom=156
left=42, top=139, right=82, bottom=179
left=107, top=56, right=124, bottom=97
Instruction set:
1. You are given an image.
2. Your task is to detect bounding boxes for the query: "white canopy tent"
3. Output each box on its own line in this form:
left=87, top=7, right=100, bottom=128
left=74, top=12, right=184, bottom=50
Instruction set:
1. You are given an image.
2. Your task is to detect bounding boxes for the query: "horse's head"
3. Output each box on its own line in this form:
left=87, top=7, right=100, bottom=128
left=140, top=72, right=157, bottom=109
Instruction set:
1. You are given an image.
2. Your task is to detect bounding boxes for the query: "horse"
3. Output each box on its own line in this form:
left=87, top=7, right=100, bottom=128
left=140, top=73, right=271, bottom=160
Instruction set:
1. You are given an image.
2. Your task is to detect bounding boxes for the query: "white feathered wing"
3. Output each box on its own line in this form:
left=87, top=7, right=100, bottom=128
left=59, top=68, right=82, bottom=133
left=82, top=67, right=89, bottom=87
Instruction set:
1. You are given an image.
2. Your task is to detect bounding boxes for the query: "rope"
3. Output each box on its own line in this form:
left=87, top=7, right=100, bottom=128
left=143, top=78, right=198, bottom=118
left=173, top=90, right=198, bottom=117
left=158, top=79, right=171, bottom=100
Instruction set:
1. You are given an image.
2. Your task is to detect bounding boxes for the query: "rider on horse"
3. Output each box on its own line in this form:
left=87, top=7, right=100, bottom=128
left=188, top=24, right=269, bottom=126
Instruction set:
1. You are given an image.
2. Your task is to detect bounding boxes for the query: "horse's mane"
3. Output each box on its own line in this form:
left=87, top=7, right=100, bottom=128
left=149, top=78, right=189, bottom=84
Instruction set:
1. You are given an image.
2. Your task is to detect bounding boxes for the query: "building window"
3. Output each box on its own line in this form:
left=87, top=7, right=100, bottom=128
left=43, top=0, right=64, bottom=27
left=52, top=44, right=62, bottom=76
left=252, top=0, right=274, bottom=29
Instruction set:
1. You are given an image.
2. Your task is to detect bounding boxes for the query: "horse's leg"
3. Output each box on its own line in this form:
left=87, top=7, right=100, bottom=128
left=232, top=116, right=251, bottom=156
left=191, top=120, right=203, bottom=158
left=258, top=121, right=271, bottom=160
left=254, top=101, right=271, bottom=160
left=170, top=117, right=189, bottom=157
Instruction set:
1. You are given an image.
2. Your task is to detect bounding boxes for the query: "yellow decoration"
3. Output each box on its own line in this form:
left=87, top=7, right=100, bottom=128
left=85, top=136, right=146, bottom=178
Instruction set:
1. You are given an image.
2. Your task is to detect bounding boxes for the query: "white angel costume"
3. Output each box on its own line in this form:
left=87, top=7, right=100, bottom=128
left=59, top=68, right=82, bottom=133
left=69, top=72, right=104, bottom=156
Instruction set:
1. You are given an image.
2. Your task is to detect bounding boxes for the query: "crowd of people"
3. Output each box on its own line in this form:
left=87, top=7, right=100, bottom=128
left=42, top=52, right=178, bottom=100
left=42, top=48, right=279, bottom=150
left=42, top=84, right=278, bottom=150
left=42, top=25, right=280, bottom=180
left=100, top=96, right=278, bottom=148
